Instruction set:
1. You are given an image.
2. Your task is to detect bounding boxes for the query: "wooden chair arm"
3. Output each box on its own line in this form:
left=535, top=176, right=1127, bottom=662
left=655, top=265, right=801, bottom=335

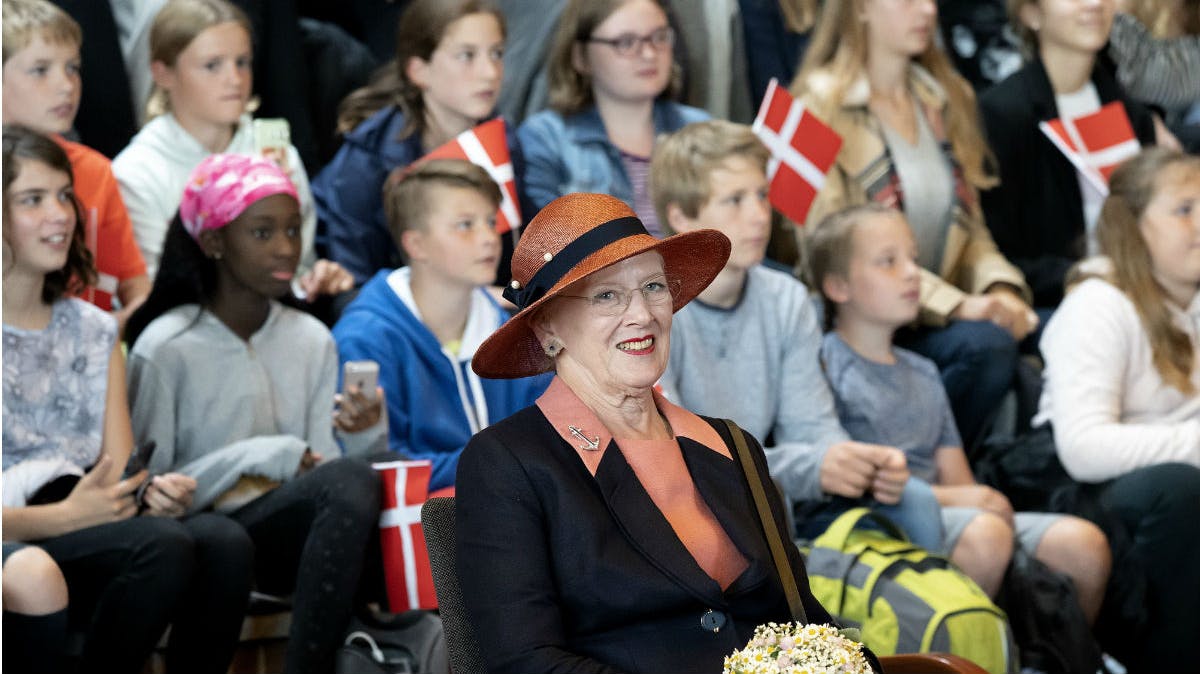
left=879, top=653, right=991, bottom=674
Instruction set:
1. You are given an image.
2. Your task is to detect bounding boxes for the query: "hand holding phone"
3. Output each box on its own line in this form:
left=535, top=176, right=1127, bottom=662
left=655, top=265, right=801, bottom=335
left=337, top=360, right=382, bottom=433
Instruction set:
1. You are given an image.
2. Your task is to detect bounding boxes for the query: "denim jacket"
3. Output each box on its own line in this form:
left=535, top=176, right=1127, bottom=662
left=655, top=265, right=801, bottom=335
left=517, top=100, right=709, bottom=214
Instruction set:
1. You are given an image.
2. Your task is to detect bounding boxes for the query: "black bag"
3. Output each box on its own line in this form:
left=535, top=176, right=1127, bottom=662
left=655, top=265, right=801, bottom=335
left=996, top=544, right=1104, bottom=674
left=335, top=610, right=449, bottom=674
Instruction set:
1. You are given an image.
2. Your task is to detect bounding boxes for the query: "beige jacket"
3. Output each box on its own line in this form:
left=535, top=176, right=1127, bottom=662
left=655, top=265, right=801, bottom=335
left=797, top=64, right=1029, bottom=326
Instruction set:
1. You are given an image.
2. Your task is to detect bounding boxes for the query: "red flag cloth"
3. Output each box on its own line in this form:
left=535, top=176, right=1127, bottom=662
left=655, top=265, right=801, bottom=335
left=420, top=118, right=522, bottom=234
left=1039, top=101, right=1140, bottom=194
left=373, top=459, right=438, bottom=612
left=751, top=78, right=843, bottom=226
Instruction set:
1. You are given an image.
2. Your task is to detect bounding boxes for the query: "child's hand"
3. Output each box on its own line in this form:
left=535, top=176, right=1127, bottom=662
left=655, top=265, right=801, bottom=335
left=297, top=448, right=324, bottom=476
left=937, top=484, right=1015, bottom=525
left=334, top=385, right=384, bottom=434
left=142, top=473, right=196, bottom=518
left=870, top=448, right=910, bottom=505
left=299, top=259, right=354, bottom=300
left=951, top=291, right=1038, bottom=340
left=820, top=441, right=886, bottom=498
left=63, top=454, right=142, bottom=529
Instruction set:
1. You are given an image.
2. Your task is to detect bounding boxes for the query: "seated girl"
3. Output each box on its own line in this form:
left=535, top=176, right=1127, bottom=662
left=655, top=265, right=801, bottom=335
left=124, top=153, right=387, bottom=674
left=1035, top=147, right=1200, bottom=672
left=518, top=0, right=709, bottom=236
left=314, top=0, right=514, bottom=287
left=2, top=125, right=247, bottom=674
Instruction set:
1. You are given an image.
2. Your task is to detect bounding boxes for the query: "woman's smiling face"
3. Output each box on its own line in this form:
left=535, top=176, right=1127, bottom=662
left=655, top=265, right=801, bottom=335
left=535, top=251, right=673, bottom=397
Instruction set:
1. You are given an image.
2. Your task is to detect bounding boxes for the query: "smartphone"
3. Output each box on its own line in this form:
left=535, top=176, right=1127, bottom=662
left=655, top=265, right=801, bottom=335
left=343, top=360, right=379, bottom=402
left=123, top=440, right=157, bottom=507
left=253, top=118, right=292, bottom=172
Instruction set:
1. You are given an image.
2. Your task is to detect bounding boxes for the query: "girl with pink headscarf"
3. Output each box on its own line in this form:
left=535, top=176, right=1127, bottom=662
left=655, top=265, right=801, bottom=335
left=124, top=153, right=389, bottom=674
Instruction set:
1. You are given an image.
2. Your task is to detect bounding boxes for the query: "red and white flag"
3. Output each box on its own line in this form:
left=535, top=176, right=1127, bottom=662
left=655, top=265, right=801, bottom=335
left=751, top=78, right=843, bottom=226
left=421, top=118, right=522, bottom=234
left=374, top=459, right=438, bottom=612
left=1039, top=101, right=1141, bottom=196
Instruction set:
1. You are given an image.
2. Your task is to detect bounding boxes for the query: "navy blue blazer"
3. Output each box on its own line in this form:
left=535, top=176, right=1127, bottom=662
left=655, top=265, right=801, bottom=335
left=455, top=405, right=840, bottom=674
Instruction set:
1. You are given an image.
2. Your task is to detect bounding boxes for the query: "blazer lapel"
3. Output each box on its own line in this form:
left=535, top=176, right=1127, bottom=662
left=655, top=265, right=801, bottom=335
left=592, top=439, right=728, bottom=606
left=682, top=437, right=770, bottom=579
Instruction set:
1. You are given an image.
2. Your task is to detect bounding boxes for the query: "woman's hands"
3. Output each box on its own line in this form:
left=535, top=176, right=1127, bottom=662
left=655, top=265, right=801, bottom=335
left=334, top=385, right=384, bottom=434
left=951, top=288, right=1039, bottom=340
left=142, top=473, right=196, bottom=518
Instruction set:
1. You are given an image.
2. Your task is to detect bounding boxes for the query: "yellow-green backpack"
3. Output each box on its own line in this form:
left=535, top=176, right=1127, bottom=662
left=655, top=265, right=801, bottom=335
left=802, top=508, right=1018, bottom=674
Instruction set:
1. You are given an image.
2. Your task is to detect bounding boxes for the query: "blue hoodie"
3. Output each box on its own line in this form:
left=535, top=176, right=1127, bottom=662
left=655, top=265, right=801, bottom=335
left=332, top=268, right=551, bottom=491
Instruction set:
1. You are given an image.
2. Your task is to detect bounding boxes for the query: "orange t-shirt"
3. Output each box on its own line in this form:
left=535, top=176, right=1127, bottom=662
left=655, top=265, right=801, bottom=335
left=56, top=137, right=147, bottom=311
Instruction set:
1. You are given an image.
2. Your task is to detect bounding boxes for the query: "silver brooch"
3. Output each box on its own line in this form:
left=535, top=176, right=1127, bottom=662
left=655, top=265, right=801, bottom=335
left=568, top=426, right=600, bottom=451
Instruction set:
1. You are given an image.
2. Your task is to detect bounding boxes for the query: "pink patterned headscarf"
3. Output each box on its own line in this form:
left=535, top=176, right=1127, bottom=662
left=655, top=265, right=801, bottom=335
left=179, top=153, right=299, bottom=242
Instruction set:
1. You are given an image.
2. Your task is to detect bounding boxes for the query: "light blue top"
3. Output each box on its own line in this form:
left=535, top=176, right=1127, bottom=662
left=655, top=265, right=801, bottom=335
left=819, top=332, right=961, bottom=483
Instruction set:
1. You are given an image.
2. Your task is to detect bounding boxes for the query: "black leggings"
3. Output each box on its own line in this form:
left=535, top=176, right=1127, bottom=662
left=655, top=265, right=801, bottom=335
left=1092, top=462, right=1200, bottom=673
left=35, top=513, right=249, bottom=674
left=227, top=457, right=382, bottom=674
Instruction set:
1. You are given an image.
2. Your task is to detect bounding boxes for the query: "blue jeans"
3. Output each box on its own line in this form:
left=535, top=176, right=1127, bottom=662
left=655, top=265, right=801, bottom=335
left=795, top=477, right=944, bottom=551
left=895, top=320, right=1018, bottom=449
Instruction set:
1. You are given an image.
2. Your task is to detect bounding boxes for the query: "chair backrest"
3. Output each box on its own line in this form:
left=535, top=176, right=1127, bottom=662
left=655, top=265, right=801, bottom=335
left=421, top=497, right=488, bottom=674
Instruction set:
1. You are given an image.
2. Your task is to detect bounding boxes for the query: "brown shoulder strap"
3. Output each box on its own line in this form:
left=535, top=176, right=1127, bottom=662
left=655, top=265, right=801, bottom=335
left=722, top=418, right=808, bottom=624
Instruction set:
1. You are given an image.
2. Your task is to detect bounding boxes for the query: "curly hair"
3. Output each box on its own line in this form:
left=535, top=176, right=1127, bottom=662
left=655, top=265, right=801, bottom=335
left=2, top=124, right=95, bottom=303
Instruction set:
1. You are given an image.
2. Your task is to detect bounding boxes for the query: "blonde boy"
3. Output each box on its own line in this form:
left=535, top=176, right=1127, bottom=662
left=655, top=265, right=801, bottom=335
left=807, top=204, right=1110, bottom=618
left=3, top=0, right=149, bottom=321
left=332, top=159, right=550, bottom=493
left=652, top=120, right=945, bottom=550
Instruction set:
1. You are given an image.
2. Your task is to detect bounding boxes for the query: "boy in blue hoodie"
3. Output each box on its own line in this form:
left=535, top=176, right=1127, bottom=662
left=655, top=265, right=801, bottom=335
left=333, top=159, right=550, bottom=492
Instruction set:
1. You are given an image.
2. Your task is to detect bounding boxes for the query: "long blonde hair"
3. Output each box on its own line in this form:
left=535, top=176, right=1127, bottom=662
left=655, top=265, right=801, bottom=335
left=792, top=0, right=997, bottom=190
left=146, top=0, right=253, bottom=120
left=779, top=0, right=820, bottom=32
left=1096, top=148, right=1200, bottom=394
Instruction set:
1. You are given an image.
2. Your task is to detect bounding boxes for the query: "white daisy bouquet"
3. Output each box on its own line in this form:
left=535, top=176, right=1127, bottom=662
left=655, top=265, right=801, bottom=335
left=724, top=622, right=872, bottom=674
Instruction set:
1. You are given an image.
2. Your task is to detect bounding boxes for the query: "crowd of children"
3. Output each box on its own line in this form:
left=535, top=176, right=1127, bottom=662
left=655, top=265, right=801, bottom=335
left=3, top=0, right=1199, bottom=673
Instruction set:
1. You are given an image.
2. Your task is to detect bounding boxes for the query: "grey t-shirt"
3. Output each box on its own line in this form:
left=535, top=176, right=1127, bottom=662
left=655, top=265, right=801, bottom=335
left=819, top=332, right=961, bottom=483
left=880, top=107, right=954, bottom=273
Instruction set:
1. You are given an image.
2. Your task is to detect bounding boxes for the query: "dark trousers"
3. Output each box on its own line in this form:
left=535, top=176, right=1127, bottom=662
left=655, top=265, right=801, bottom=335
left=1092, top=463, right=1200, bottom=673
left=896, top=319, right=1018, bottom=449
left=227, top=457, right=382, bottom=674
left=36, top=513, right=250, bottom=674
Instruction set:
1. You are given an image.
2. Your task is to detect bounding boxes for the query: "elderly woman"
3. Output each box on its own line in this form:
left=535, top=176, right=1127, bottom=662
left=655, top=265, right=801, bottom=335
left=457, top=193, right=861, bottom=674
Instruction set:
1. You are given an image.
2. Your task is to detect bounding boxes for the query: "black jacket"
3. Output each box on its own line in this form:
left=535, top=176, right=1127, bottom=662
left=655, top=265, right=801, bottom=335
left=455, top=405, right=838, bottom=674
left=979, top=58, right=1156, bottom=308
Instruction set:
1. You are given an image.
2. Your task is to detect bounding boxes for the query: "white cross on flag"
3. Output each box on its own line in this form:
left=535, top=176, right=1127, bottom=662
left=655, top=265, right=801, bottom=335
left=751, top=78, right=843, bottom=226
left=1039, top=101, right=1141, bottom=197
left=374, top=459, right=438, bottom=612
left=421, top=118, right=522, bottom=234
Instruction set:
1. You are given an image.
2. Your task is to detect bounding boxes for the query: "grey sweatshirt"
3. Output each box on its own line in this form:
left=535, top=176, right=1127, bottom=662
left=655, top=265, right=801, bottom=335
left=659, top=265, right=849, bottom=502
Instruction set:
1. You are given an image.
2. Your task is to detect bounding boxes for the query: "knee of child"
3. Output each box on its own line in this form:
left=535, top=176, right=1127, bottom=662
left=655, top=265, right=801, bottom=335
left=1038, top=517, right=1111, bottom=581
left=959, top=511, right=1014, bottom=564
left=3, top=547, right=68, bottom=615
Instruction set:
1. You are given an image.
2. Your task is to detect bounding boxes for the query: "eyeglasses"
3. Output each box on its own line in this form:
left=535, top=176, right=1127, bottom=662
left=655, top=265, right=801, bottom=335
left=557, top=276, right=680, bottom=316
left=587, top=26, right=675, bottom=57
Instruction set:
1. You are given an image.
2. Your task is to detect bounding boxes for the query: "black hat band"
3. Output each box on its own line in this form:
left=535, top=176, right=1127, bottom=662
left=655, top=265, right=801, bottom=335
left=504, top=216, right=648, bottom=310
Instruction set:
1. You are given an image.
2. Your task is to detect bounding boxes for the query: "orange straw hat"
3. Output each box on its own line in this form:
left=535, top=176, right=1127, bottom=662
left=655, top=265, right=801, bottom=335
left=472, top=193, right=731, bottom=379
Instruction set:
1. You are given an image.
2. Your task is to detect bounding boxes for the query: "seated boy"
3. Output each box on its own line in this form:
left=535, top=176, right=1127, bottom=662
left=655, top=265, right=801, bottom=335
left=332, top=159, right=551, bottom=493
left=651, top=119, right=943, bottom=551
left=806, top=203, right=1110, bottom=621
left=2, top=0, right=149, bottom=328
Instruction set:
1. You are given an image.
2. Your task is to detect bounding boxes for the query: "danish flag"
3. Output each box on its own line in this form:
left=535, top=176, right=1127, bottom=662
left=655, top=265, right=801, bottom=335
left=421, top=118, right=522, bottom=234
left=751, top=78, right=843, bottom=226
left=1039, top=101, right=1141, bottom=196
left=374, top=460, right=438, bottom=612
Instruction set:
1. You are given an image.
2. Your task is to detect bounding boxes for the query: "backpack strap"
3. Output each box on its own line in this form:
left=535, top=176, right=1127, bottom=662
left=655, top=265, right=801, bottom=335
left=722, top=418, right=808, bottom=624
left=815, top=508, right=911, bottom=551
